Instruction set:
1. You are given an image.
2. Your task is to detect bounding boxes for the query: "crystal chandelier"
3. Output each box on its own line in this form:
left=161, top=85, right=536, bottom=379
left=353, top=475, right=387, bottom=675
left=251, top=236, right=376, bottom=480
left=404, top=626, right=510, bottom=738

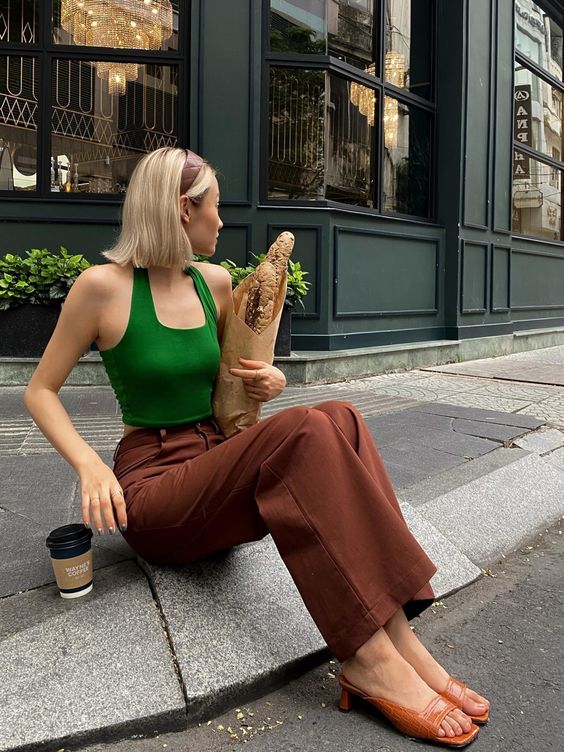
left=60, top=0, right=174, bottom=95
left=349, top=52, right=406, bottom=147
left=383, top=51, right=405, bottom=148
left=350, top=63, right=377, bottom=127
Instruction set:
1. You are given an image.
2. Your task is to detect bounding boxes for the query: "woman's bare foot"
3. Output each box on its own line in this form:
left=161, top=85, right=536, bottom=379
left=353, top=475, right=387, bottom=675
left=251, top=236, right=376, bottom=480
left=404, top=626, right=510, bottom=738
left=340, top=627, right=473, bottom=739
left=384, top=608, right=490, bottom=719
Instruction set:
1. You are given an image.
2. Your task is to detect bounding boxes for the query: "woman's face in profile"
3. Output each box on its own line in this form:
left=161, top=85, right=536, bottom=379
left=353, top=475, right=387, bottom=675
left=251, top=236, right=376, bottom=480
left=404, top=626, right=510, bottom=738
left=183, top=176, right=223, bottom=256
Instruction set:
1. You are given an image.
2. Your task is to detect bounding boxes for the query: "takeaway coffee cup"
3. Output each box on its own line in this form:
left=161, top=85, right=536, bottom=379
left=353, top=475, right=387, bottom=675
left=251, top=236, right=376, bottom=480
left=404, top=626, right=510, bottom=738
left=46, top=524, right=93, bottom=599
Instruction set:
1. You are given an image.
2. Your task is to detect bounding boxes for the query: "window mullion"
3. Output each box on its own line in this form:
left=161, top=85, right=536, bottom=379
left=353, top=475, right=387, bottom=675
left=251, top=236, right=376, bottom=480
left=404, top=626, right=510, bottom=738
left=37, top=51, right=49, bottom=197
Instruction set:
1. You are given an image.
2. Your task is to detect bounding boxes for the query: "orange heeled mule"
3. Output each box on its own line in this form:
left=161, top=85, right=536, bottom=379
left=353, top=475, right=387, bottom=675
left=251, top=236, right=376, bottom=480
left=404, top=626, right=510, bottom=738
left=441, top=676, right=490, bottom=725
left=338, top=674, right=480, bottom=748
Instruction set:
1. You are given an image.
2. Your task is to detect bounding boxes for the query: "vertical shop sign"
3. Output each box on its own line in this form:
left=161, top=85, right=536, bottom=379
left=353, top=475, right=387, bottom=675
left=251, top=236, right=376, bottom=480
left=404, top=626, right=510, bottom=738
left=514, top=84, right=532, bottom=180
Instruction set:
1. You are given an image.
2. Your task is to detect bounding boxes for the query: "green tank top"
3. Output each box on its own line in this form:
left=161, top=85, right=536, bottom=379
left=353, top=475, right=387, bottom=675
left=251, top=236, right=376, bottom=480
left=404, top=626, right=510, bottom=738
left=100, top=265, right=221, bottom=427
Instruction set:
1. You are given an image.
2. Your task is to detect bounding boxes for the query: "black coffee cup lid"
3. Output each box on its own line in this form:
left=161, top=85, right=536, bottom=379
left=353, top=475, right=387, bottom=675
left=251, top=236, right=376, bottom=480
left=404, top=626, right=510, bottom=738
left=46, top=523, right=93, bottom=550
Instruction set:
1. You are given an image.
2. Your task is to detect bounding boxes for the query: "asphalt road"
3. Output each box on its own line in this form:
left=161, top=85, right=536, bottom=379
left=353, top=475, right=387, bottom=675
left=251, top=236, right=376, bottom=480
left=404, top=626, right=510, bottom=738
left=71, top=521, right=564, bottom=752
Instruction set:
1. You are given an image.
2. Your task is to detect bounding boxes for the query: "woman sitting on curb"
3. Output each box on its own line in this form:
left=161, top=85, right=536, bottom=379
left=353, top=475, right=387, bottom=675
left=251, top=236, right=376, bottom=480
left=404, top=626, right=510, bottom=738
left=24, top=147, right=490, bottom=748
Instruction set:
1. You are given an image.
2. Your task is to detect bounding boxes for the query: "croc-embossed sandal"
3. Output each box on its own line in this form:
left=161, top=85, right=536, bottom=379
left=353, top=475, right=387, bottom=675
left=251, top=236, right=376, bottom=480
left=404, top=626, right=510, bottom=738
left=338, top=674, right=480, bottom=748
left=441, top=676, right=490, bottom=725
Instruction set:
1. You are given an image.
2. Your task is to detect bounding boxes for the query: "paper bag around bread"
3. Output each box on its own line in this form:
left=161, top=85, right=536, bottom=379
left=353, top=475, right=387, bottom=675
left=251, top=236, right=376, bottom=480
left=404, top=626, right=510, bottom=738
left=212, top=268, right=288, bottom=438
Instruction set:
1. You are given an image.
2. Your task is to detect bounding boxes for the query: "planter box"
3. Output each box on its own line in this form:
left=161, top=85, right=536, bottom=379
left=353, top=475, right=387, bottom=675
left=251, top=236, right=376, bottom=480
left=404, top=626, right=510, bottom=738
left=274, top=303, right=292, bottom=357
left=0, top=303, right=61, bottom=357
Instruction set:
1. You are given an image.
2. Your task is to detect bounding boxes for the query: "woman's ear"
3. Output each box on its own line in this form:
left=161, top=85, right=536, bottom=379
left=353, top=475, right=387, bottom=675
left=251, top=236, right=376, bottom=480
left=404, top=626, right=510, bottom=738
left=180, top=195, right=190, bottom=223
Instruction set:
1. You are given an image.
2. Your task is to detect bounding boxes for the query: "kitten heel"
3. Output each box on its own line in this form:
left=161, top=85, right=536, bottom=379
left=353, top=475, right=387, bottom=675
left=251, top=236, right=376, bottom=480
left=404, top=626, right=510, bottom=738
left=338, top=687, right=354, bottom=712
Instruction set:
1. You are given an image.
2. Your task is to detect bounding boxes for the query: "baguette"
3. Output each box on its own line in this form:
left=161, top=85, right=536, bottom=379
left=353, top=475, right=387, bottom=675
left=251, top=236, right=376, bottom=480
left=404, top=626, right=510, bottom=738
left=244, top=261, right=278, bottom=334
left=265, top=231, right=295, bottom=284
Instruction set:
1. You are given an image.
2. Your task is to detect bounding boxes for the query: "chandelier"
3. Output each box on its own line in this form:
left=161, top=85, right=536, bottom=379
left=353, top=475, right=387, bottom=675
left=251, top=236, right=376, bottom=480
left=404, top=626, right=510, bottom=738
left=349, top=52, right=406, bottom=147
left=350, top=62, right=377, bottom=127
left=383, top=51, right=405, bottom=148
left=60, top=0, right=174, bottom=95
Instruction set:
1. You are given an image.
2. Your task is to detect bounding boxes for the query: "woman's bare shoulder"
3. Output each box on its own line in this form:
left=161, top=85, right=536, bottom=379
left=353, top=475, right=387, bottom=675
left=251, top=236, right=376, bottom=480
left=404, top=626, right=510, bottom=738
left=73, top=262, right=132, bottom=300
left=192, top=260, right=232, bottom=290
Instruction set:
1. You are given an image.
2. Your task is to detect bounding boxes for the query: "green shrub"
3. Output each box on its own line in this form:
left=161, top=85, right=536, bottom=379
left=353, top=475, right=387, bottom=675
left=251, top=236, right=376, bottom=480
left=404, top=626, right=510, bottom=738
left=195, top=253, right=312, bottom=310
left=0, top=247, right=91, bottom=311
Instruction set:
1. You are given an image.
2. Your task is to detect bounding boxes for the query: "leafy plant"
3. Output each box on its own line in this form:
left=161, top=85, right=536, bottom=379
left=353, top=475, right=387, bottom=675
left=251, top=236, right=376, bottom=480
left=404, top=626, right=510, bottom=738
left=0, top=247, right=91, bottom=311
left=205, top=252, right=311, bottom=311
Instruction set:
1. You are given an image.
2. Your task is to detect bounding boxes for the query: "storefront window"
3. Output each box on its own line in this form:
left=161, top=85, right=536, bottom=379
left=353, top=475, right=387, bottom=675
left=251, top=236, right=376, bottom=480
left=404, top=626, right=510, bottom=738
left=385, top=0, right=432, bottom=99
left=512, top=152, right=561, bottom=240
left=515, top=1, right=563, bottom=82
left=514, top=61, right=562, bottom=162
left=268, top=67, right=325, bottom=200
left=0, top=0, right=182, bottom=197
left=514, top=2, right=563, bottom=240
left=328, top=0, right=374, bottom=71
left=270, top=0, right=326, bottom=54
left=327, top=73, right=375, bottom=205
left=51, top=59, right=177, bottom=194
left=383, top=98, right=430, bottom=216
left=268, top=67, right=375, bottom=207
left=53, top=0, right=179, bottom=52
left=0, top=55, right=37, bottom=190
left=267, top=0, right=434, bottom=218
left=0, top=0, right=38, bottom=45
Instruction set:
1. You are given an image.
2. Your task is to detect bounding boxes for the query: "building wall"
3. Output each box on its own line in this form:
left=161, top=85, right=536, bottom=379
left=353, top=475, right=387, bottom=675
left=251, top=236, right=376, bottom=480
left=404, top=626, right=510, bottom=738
left=1, top=0, right=563, bottom=350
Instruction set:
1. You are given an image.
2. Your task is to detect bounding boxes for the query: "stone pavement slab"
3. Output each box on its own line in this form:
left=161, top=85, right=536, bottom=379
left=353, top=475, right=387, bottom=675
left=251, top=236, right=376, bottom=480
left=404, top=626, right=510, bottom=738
left=378, top=440, right=466, bottom=489
left=399, top=447, right=530, bottom=507
left=0, top=452, right=135, bottom=596
left=0, top=385, right=118, bottom=419
left=407, top=402, right=543, bottom=429
left=399, top=503, right=481, bottom=597
left=420, top=453, right=564, bottom=564
left=0, top=507, right=128, bottom=597
left=425, top=344, right=564, bottom=386
left=513, top=427, right=564, bottom=454
left=450, top=418, right=528, bottom=443
left=137, top=538, right=326, bottom=723
left=0, top=561, right=186, bottom=752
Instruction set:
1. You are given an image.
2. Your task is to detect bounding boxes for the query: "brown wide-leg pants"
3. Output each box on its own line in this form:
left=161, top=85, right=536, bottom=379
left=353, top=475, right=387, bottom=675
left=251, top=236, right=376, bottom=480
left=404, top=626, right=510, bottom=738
left=113, top=400, right=436, bottom=661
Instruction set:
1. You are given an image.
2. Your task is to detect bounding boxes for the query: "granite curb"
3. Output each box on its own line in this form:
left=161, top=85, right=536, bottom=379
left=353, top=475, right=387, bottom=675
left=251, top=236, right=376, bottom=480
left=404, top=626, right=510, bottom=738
left=2, top=396, right=564, bottom=750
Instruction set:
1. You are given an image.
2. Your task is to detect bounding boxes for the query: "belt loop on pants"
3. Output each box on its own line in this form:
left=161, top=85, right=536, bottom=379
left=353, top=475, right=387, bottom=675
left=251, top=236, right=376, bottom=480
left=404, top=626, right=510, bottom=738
left=194, top=421, right=210, bottom=451
left=159, top=428, right=167, bottom=446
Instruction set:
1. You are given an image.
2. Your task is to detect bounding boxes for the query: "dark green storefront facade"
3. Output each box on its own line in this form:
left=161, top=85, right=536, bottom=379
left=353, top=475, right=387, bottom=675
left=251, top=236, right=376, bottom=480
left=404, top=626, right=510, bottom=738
left=1, top=0, right=563, bottom=352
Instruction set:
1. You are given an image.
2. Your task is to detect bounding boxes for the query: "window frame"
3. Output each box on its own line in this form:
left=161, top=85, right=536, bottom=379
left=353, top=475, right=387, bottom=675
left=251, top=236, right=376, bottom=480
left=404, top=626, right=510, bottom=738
left=0, top=0, right=188, bottom=201
left=261, top=0, right=438, bottom=222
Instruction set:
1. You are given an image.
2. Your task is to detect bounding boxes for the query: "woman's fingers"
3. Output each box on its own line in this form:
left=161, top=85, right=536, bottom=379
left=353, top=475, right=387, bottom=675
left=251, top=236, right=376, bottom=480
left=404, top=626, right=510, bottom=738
left=111, top=486, right=127, bottom=530
left=229, top=367, right=258, bottom=379
left=81, top=482, right=127, bottom=534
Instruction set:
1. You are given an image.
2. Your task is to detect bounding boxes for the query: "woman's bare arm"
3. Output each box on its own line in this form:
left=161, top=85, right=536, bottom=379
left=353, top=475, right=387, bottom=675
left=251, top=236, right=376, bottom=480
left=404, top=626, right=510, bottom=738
left=24, top=266, right=127, bottom=533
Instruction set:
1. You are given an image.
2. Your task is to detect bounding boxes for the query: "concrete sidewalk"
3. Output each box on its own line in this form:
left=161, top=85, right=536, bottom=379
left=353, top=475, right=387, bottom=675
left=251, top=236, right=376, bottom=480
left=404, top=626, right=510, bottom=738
left=2, top=346, right=564, bottom=752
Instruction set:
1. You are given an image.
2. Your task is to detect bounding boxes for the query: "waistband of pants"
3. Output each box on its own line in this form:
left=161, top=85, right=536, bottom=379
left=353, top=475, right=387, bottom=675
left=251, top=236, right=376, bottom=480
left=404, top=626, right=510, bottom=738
left=113, top=416, right=221, bottom=461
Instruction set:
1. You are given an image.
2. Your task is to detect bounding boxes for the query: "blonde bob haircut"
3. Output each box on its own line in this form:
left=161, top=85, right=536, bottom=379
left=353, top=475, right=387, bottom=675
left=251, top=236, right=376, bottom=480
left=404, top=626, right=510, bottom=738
left=102, top=146, right=216, bottom=269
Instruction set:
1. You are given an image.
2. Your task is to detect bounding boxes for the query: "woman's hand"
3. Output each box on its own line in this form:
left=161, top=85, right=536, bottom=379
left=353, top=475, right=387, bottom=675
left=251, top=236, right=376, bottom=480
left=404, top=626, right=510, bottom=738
left=229, top=358, right=287, bottom=402
left=79, top=460, right=127, bottom=535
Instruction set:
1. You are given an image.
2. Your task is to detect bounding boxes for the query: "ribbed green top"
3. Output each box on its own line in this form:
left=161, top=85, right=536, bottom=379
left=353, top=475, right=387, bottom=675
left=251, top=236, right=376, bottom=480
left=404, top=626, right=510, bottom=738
left=100, top=265, right=220, bottom=427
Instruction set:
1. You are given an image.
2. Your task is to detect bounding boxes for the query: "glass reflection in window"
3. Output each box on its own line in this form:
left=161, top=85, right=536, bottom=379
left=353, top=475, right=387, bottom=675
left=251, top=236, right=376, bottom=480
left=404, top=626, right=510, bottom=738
left=268, top=67, right=325, bottom=200
left=385, top=0, right=432, bottom=99
left=512, top=151, right=562, bottom=240
left=514, top=61, right=562, bottom=163
left=0, top=0, right=38, bottom=44
left=270, top=0, right=326, bottom=54
left=515, top=1, right=563, bottom=82
left=327, top=73, right=374, bottom=206
left=328, top=0, right=374, bottom=71
left=52, top=0, right=179, bottom=52
left=0, top=55, right=37, bottom=191
left=51, top=59, right=177, bottom=194
left=383, top=98, right=431, bottom=217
